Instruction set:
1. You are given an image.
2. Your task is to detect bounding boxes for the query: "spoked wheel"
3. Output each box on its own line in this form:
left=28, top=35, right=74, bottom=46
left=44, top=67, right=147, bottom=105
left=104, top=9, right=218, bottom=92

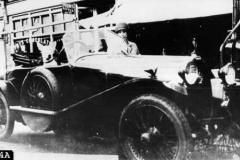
left=22, top=75, right=54, bottom=110
left=0, top=92, right=14, bottom=140
left=21, top=67, right=60, bottom=132
left=119, top=94, right=191, bottom=160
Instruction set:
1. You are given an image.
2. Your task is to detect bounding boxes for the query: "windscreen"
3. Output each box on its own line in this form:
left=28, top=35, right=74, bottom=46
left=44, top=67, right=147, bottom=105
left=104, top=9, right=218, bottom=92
left=62, top=29, right=128, bottom=63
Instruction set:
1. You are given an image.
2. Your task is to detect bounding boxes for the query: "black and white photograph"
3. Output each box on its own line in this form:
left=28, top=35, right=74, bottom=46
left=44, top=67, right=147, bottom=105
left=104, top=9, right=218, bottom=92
left=0, top=0, right=239, bottom=160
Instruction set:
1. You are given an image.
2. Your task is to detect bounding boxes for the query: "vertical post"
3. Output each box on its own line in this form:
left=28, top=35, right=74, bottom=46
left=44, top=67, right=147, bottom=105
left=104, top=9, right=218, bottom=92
left=233, top=0, right=238, bottom=28
left=27, top=13, right=33, bottom=53
left=75, top=2, right=78, bottom=22
left=75, top=3, right=78, bottom=32
left=74, top=3, right=78, bottom=60
left=1, top=0, right=7, bottom=79
left=0, top=33, right=7, bottom=79
left=93, top=8, right=99, bottom=53
left=233, top=0, right=240, bottom=38
left=49, top=8, right=53, bottom=44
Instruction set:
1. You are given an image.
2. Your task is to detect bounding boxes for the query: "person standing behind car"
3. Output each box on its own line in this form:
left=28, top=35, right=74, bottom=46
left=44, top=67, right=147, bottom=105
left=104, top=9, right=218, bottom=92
left=115, top=22, right=140, bottom=55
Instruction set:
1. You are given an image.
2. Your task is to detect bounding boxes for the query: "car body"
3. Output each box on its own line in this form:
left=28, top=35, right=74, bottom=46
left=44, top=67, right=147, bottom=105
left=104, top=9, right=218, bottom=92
left=0, top=29, right=236, bottom=160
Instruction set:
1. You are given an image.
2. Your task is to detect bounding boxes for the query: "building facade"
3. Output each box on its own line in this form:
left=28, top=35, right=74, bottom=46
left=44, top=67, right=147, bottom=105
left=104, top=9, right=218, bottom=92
left=0, top=0, right=114, bottom=70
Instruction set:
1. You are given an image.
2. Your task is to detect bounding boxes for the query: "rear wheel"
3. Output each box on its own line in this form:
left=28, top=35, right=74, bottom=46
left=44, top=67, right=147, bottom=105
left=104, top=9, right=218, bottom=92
left=119, top=94, right=191, bottom=160
left=0, top=92, right=14, bottom=140
left=21, top=67, right=60, bottom=132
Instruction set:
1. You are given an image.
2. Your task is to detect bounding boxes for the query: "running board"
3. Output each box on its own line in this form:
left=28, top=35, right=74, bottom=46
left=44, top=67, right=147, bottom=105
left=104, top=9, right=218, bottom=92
left=10, top=106, right=57, bottom=115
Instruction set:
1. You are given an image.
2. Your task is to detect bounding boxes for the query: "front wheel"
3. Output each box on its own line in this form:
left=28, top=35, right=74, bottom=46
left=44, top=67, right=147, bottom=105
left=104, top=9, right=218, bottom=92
left=119, top=94, right=191, bottom=160
left=0, top=92, right=14, bottom=140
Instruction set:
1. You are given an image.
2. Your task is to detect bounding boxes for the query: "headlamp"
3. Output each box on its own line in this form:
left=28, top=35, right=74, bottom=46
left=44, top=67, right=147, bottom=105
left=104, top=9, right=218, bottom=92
left=219, top=63, right=236, bottom=85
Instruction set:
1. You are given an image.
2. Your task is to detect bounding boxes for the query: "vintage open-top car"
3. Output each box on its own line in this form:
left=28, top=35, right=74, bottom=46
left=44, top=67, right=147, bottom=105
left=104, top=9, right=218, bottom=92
left=0, top=25, right=239, bottom=160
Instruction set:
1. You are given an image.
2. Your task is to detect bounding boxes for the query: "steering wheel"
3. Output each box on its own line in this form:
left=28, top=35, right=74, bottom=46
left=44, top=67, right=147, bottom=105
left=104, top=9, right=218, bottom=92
left=63, top=41, right=88, bottom=64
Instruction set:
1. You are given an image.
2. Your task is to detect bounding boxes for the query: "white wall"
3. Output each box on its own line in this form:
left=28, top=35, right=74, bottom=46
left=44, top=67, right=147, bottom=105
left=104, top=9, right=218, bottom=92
left=6, top=0, right=80, bottom=15
left=0, top=39, right=6, bottom=77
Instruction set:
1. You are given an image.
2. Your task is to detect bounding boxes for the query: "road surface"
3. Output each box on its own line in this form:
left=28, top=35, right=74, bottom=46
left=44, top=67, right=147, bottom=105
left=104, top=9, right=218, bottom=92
left=1, top=122, right=240, bottom=160
left=0, top=122, right=119, bottom=160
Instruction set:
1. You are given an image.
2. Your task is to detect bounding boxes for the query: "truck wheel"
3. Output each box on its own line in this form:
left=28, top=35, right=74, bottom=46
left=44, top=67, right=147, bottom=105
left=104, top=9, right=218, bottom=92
left=21, top=67, right=60, bottom=132
left=0, top=92, right=14, bottom=140
left=119, top=94, right=191, bottom=160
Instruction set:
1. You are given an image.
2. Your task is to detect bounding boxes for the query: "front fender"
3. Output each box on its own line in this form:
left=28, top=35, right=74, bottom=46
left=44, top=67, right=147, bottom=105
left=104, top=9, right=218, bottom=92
left=100, top=78, right=188, bottom=122
left=110, top=78, right=189, bottom=108
left=0, top=80, right=20, bottom=106
left=123, top=78, right=188, bottom=96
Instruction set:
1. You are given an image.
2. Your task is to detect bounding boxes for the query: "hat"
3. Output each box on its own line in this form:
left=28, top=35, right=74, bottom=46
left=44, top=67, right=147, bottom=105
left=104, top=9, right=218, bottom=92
left=115, top=22, right=128, bottom=32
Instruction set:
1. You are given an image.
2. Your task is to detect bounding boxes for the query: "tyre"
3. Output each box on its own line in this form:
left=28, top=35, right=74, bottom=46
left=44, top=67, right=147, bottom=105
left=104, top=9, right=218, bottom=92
left=0, top=91, right=14, bottom=140
left=119, top=94, right=191, bottom=160
left=20, top=67, right=60, bottom=132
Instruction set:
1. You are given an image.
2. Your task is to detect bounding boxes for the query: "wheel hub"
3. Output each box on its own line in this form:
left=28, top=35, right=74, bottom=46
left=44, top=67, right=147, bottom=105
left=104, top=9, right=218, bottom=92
left=140, top=127, right=160, bottom=144
left=37, top=92, right=45, bottom=99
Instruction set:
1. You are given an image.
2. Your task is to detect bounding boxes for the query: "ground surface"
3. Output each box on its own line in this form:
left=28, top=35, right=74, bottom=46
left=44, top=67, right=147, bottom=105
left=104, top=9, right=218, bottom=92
left=1, top=122, right=240, bottom=160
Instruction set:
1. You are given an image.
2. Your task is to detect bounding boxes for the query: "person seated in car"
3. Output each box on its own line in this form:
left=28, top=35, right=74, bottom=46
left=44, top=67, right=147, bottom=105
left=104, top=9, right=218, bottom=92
left=115, top=22, right=140, bottom=55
